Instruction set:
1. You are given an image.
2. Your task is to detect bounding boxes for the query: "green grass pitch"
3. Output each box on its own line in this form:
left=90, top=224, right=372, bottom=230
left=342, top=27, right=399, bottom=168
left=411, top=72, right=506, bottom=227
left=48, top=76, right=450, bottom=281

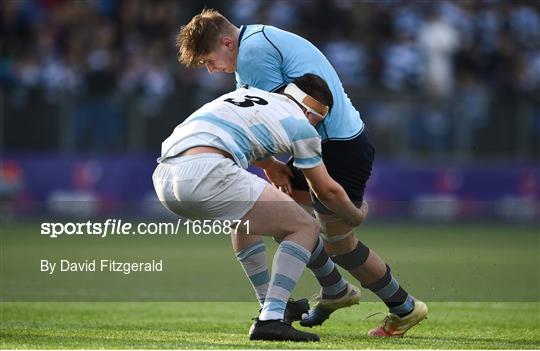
left=1, top=222, right=539, bottom=349
left=2, top=302, right=539, bottom=349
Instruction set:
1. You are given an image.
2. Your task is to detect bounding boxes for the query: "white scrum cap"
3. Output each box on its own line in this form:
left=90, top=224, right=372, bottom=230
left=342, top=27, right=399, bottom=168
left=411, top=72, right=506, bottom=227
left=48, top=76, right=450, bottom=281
left=284, top=83, right=329, bottom=119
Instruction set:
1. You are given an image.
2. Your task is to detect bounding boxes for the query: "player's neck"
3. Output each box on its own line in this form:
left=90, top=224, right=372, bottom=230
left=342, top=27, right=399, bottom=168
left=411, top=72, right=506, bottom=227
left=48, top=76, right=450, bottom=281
left=232, top=26, right=240, bottom=47
left=231, top=26, right=241, bottom=70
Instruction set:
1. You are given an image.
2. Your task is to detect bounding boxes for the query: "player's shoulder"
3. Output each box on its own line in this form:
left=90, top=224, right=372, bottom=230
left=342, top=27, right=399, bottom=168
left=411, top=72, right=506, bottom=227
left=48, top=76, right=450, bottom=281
left=239, top=24, right=290, bottom=49
left=259, top=25, right=288, bottom=37
left=209, top=86, right=262, bottom=100
left=187, top=90, right=239, bottom=117
left=240, top=24, right=264, bottom=41
left=239, top=25, right=266, bottom=48
left=246, top=86, right=302, bottom=109
left=212, top=87, right=282, bottom=110
left=229, top=86, right=272, bottom=100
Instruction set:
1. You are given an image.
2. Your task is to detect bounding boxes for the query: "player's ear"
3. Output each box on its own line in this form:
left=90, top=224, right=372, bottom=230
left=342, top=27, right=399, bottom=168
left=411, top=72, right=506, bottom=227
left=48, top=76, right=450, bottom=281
left=221, top=35, right=234, bottom=49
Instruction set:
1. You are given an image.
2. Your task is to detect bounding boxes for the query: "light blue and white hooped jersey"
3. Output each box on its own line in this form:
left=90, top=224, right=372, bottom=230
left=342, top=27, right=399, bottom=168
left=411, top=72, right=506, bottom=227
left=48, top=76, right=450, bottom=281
left=158, top=87, right=322, bottom=170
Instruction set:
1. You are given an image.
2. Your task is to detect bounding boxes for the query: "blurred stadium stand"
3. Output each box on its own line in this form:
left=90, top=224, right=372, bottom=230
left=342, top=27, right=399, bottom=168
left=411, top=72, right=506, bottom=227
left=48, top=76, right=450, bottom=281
left=1, top=0, right=539, bottom=221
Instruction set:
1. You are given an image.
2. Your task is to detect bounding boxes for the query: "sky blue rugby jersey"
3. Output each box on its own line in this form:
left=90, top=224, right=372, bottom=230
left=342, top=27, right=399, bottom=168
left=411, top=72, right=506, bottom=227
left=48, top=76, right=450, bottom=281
left=235, top=25, right=364, bottom=142
left=159, top=87, right=323, bottom=170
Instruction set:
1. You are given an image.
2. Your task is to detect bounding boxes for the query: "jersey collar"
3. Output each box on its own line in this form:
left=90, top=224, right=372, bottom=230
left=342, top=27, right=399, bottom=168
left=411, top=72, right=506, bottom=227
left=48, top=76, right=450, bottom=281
left=238, top=25, right=247, bottom=47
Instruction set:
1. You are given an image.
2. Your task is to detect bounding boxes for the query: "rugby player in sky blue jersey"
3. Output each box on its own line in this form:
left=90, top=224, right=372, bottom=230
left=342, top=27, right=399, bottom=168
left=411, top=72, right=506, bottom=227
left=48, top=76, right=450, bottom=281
left=176, top=9, right=427, bottom=337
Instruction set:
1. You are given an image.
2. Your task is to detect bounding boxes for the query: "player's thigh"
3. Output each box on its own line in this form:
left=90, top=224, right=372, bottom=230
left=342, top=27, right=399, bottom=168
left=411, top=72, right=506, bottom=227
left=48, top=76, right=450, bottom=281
left=317, top=211, right=358, bottom=255
left=313, top=131, right=374, bottom=213
left=237, top=183, right=319, bottom=241
left=287, top=131, right=374, bottom=211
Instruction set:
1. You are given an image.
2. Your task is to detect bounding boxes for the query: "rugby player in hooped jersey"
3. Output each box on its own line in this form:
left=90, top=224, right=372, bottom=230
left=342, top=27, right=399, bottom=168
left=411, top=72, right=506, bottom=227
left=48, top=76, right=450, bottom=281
left=176, top=9, right=427, bottom=337
left=153, top=74, right=368, bottom=341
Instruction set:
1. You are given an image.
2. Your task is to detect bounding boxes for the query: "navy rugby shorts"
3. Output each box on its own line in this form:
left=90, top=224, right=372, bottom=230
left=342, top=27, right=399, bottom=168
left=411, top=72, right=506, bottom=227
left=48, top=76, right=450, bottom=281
left=287, top=129, right=375, bottom=214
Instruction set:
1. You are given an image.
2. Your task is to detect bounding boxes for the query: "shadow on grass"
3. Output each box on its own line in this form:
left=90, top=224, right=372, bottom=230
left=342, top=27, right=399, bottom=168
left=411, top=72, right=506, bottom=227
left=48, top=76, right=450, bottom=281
left=1, top=329, right=327, bottom=350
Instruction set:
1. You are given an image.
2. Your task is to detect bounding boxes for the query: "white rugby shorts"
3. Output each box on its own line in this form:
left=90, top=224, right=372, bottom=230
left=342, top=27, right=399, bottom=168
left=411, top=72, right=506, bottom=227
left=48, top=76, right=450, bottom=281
left=152, top=153, right=267, bottom=220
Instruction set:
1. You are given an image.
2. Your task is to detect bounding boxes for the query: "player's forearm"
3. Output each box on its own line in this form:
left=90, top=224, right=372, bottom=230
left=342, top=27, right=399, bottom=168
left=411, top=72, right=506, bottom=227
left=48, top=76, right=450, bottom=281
left=315, top=186, right=367, bottom=227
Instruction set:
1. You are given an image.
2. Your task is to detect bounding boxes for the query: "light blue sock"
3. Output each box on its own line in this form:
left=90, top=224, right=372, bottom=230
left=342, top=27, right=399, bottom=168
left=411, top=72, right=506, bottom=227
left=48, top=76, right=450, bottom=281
left=259, top=240, right=311, bottom=321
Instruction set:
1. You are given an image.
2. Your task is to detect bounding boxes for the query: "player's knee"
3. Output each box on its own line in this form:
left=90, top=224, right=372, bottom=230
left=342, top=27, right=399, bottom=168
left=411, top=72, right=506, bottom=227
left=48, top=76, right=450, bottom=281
left=274, top=212, right=319, bottom=244
left=317, top=212, right=352, bottom=234
left=305, top=220, right=321, bottom=249
left=296, top=216, right=320, bottom=241
left=296, top=209, right=320, bottom=233
left=317, top=212, right=354, bottom=244
left=308, top=219, right=321, bottom=238
left=298, top=217, right=321, bottom=249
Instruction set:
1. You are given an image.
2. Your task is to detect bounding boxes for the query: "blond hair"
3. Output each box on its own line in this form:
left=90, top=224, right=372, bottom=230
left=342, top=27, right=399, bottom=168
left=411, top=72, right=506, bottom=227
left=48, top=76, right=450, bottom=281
left=176, top=8, right=235, bottom=67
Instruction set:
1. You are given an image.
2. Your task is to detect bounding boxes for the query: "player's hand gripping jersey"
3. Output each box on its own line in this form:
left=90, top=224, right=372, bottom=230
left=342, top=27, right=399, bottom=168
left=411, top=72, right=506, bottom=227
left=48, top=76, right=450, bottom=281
left=159, top=87, right=322, bottom=169
left=235, top=25, right=364, bottom=141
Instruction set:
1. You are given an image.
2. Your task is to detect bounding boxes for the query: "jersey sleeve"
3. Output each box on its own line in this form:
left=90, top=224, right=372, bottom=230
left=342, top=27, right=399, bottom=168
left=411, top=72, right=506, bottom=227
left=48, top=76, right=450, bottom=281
left=236, top=28, right=286, bottom=92
left=290, top=120, right=323, bottom=169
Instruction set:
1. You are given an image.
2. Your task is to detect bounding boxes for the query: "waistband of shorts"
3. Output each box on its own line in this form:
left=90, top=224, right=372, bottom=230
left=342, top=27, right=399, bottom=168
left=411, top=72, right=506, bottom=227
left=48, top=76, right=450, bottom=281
left=159, top=153, right=227, bottom=165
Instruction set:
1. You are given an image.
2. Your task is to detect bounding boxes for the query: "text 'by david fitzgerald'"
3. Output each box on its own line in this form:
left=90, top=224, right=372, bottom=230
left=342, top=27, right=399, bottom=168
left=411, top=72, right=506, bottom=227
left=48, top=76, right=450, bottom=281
left=40, top=259, right=163, bottom=275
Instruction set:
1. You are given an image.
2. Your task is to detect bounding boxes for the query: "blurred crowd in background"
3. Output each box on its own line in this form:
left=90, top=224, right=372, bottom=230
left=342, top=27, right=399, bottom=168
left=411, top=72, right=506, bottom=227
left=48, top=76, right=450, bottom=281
left=2, top=0, right=539, bottom=162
